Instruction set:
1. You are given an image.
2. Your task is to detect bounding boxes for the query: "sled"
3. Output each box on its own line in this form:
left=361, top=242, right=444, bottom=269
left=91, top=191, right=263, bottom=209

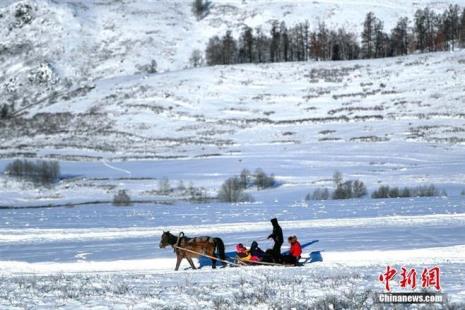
left=198, top=239, right=322, bottom=268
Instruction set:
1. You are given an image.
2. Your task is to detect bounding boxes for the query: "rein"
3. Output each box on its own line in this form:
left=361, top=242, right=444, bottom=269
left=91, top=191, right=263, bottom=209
left=166, top=232, right=185, bottom=253
left=173, top=244, right=241, bottom=268
left=175, top=232, right=185, bottom=248
left=163, top=232, right=286, bottom=268
left=169, top=232, right=239, bottom=267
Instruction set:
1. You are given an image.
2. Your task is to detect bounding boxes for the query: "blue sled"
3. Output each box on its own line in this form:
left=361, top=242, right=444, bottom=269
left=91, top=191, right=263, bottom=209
left=199, top=239, right=322, bottom=268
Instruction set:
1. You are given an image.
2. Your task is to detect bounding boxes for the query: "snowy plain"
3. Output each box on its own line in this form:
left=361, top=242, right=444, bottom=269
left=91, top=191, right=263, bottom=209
left=1, top=155, right=465, bottom=308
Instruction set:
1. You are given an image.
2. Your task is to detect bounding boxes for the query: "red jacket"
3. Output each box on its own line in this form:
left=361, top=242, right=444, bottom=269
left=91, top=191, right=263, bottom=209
left=290, top=241, right=302, bottom=258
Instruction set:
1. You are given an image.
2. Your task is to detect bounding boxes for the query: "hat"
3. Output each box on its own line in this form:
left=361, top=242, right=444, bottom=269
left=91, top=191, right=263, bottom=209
left=236, top=243, right=246, bottom=252
left=288, top=235, right=297, bottom=242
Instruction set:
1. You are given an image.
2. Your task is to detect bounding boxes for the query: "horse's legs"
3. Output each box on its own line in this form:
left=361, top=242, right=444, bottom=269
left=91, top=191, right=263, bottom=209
left=175, top=255, right=182, bottom=271
left=186, top=257, right=197, bottom=270
left=208, top=249, right=217, bottom=269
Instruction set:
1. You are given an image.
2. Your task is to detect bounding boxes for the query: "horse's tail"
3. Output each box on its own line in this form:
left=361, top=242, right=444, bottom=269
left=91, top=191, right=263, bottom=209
left=214, top=237, right=227, bottom=264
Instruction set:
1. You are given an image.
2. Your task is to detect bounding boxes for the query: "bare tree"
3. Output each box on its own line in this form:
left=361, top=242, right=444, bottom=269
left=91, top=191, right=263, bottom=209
left=218, top=177, right=252, bottom=202
left=333, top=171, right=343, bottom=186
left=158, top=177, right=171, bottom=195
left=189, top=49, right=204, bottom=67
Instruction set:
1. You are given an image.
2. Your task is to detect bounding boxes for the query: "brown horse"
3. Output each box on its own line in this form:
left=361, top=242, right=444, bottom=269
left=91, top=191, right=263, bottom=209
left=159, top=231, right=227, bottom=271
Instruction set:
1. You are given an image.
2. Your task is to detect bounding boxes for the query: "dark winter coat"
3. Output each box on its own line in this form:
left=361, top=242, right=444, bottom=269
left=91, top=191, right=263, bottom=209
left=250, top=241, right=265, bottom=258
left=268, top=218, right=283, bottom=245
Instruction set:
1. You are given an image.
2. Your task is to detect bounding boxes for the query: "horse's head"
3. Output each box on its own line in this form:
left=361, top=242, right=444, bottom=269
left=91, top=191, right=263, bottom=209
left=159, top=231, right=172, bottom=248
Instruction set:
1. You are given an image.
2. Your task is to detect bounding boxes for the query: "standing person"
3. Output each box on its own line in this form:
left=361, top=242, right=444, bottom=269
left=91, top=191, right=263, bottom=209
left=282, top=235, right=302, bottom=266
left=267, top=218, right=283, bottom=263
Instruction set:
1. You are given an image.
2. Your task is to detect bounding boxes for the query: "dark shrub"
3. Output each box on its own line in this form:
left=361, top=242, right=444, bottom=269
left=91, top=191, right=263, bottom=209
left=333, top=180, right=354, bottom=199
left=239, top=168, right=251, bottom=189
left=4, top=159, right=60, bottom=186
left=372, top=184, right=445, bottom=198
left=308, top=188, right=330, bottom=200
left=412, top=184, right=442, bottom=197
left=113, top=190, right=131, bottom=206
left=352, top=179, right=367, bottom=198
left=371, top=185, right=390, bottom=198
left=400, top=187, right=411, bottom=197
left=254, top=168, right=276, bottom=190
left=307, top=172, right=367, bottom=200
left=192, top=0, right=211, bottom=20
left=1, top=104, right=11, bottom=119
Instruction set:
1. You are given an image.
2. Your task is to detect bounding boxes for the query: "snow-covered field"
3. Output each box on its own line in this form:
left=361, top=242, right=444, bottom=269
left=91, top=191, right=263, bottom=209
left=1, top=196, right=465, bottom=308
left=2, top=137, right=465, bottom=207
left=1, top=156, right=465, bottom=308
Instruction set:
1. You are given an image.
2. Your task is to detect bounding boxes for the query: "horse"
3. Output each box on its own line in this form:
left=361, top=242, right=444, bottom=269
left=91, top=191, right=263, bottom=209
left=159, top=231, right=227, bottom=271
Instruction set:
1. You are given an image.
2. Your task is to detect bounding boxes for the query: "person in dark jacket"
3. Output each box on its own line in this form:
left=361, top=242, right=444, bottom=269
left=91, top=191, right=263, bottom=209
left=250, top=241, right=266, bottom=259
left=267, top=218, right=283, bottom=263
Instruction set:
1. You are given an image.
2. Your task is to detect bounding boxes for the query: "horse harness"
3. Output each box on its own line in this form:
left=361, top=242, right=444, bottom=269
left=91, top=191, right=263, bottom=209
left=174, top=232, right=214, bottom=253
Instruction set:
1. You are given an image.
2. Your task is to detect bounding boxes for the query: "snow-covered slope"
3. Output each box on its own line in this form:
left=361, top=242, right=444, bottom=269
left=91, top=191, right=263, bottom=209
left=3, top=0, right=463, bottom=75
left=1, top=0, right=465, bottom=160
left=2, top=0, right=465, bottom=130
left=2, top=49, right=465, bottom=160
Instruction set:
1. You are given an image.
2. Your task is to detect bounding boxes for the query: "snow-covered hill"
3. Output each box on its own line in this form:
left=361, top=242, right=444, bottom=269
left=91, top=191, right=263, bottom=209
left=3, top=0, right=464, bottom=76
left=2, top=49, right=465, bottom=160
left=2, top=0, right=465, bottom=143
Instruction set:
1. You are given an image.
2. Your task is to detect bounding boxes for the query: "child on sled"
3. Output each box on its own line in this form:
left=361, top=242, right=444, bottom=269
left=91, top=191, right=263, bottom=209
left=235, top=241, right=271, bottom=263
left=281, top=235, right=302, bottom=266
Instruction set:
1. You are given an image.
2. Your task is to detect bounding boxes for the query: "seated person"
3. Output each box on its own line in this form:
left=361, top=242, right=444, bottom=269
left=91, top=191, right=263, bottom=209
left=281, top=235, right=302, bottom=266
left=250, top=241, right=266, bottom=259
left=236, top=243, right=263, bottom=262
left=235, top=243, right=252, bottom=261
left=264, top=249, right=275, bottom=263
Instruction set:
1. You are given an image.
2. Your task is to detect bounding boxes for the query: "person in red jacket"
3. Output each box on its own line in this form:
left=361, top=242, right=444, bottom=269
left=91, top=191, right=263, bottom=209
left=281, top=235, right=302, bottom=265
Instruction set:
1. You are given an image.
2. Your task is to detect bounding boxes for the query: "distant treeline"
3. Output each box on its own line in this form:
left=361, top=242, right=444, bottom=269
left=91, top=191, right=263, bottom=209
left=306, top=171, right=367, bottom=201
left=371, top=184, right=445, bottom=199
left=307, top=172, right=447, bottom=201
left=204, top=5, right=465, bottom=65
